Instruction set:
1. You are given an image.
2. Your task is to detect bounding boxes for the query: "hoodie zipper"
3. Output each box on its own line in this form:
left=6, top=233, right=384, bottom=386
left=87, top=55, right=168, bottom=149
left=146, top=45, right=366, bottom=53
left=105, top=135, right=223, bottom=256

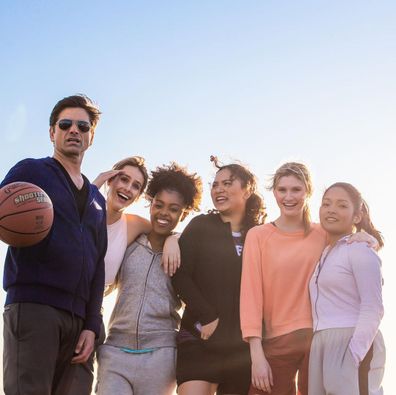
left=313, top=247, right=332, bottom=332
left=73, top=181, right=91, bottom=314
left=135, top=252, right=157, bottom=349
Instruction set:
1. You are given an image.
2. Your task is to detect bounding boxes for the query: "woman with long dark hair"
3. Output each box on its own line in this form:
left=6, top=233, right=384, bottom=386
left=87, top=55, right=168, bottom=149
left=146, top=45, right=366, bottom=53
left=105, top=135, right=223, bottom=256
left=308, top=182, right=385, bottom=395
left=172, top=156, right=266, bottom=395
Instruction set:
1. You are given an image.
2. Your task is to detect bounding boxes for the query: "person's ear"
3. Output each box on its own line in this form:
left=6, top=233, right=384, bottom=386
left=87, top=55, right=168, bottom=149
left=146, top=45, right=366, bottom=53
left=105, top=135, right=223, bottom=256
left=180, top=209, right=188, bottom=222
left=49, top=126, right=55, bottom=143
left=89, top=130, right=95, bottom=146
left=149, top=200, right=154, bottom=215
left=353, top=211, right=362, bottom=225
left=243, top=188, right=252, bottom=201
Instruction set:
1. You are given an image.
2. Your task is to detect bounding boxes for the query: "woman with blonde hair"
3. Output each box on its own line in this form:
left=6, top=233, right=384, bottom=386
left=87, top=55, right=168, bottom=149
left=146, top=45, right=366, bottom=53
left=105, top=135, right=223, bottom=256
left=240, top=162, right=376, bottom=395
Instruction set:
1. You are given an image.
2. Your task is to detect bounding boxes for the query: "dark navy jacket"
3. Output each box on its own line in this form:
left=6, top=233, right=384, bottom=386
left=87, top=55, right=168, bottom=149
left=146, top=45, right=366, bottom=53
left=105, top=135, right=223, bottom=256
left=1, top=157, right=107, bottom=336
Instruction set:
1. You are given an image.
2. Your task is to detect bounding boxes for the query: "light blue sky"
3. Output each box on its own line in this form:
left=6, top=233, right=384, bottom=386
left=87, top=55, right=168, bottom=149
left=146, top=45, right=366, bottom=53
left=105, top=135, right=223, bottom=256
left=1, top=1, right=395, bottom=392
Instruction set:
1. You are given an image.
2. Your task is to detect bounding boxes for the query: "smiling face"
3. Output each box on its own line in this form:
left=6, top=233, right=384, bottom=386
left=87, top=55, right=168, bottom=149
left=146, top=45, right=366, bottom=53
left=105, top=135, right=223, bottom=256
left=150, top=189, right=186, bottom=237
left=320, top=186, right=361, bottom=240
left=107, top=165, right=145, bottom=213
left=49, top=107, right=93, bottom=159
left=273, top=175, right=308, bottom=219
left=210, top=168, right=250, bottom=216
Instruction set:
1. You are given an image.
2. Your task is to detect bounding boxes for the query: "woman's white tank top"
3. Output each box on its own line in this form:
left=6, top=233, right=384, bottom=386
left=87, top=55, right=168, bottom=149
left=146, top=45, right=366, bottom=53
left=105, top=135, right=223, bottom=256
left=104, top=214, right=128, bottom=286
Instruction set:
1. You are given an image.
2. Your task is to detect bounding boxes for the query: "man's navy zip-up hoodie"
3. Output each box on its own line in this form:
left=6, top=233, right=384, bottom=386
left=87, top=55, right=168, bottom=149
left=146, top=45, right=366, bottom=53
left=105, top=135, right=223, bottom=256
left=1, top=157, right=107, bottom=336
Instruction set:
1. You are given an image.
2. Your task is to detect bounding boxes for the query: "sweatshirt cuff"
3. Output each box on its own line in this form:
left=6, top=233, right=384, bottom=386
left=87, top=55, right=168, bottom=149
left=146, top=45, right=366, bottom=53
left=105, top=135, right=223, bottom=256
left=84, top=315, right=102, bottom=338
left=348, top=344, right=361, bottom=368
left=241, top=327, right=263, bottom=341
left=199, top=312, right=219, bottom=326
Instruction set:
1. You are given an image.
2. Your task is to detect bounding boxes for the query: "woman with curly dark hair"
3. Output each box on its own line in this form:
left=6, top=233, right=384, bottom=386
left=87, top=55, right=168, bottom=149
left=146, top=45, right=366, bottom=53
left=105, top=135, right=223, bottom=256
left=69, top=157, right=185, bottom=395
left=96, top=162, right=202, bottom=395
left=172, top=156, right=266, bottom=395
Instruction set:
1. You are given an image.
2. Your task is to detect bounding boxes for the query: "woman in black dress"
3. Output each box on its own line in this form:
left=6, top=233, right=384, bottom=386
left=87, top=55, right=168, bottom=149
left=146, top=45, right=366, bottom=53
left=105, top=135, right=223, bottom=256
left=172, top=156, right=266, bottom=395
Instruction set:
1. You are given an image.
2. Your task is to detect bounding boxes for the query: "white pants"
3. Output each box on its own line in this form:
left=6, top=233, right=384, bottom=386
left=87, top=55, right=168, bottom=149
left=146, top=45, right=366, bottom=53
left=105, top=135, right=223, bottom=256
left=96, top=344, right=176, bottom=395
left=309, top=328, right=385, bottom=395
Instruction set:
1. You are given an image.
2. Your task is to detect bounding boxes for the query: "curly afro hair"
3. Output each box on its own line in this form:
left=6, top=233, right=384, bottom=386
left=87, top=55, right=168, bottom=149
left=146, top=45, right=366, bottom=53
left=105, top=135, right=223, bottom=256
left=146, top=162, right=202, bottom=219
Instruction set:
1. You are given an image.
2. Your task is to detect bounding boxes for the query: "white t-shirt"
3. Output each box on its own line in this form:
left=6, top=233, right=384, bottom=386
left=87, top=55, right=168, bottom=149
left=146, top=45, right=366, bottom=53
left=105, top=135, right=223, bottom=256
left=232, top=231, right=243, bottom=257
left=104, top=214, right=128, bottom=286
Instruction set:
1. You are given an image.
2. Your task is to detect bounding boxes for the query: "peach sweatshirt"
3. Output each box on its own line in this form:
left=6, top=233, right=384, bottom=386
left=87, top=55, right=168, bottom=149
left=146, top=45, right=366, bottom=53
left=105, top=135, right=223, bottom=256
left=240, top=223, right=326, bottom=340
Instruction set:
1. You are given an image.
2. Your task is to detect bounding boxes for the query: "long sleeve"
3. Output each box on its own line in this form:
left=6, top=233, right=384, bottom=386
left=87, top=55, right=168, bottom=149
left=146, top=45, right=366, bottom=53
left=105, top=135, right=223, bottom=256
left=348, top=244, right=384, bottom=365
left=240, top=227, right=264, bottom=340
left=83, top=194, right=107, bottom=337
left=171, top=217, right=218, bottom=325
left=84, top=215, right=107, bottom=337
left=2, top=157, right=108, bottom=336
left=1, top=158, right=37, bottom=187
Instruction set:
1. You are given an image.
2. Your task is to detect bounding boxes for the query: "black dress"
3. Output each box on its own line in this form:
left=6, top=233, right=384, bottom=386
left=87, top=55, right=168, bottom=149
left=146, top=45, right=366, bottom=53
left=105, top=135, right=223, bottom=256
left=172, top=213, right=250, bottom=395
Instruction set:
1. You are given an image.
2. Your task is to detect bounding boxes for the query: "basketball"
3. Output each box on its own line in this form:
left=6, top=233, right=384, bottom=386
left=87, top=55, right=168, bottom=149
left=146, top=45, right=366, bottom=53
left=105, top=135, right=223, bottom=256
left=0, top=182, right=54, bottom=247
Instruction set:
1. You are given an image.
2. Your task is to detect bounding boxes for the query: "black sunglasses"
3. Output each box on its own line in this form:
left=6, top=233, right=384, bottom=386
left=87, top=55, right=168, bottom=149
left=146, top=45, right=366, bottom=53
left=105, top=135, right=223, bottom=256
left=57, top=119, right=91, bottom=133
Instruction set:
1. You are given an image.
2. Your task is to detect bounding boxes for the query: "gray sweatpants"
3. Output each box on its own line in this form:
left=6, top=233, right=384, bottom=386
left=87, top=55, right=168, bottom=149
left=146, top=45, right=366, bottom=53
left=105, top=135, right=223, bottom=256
left=308, top=328, right=385, bottom=395
left=96, top=344, right=176, bottom=395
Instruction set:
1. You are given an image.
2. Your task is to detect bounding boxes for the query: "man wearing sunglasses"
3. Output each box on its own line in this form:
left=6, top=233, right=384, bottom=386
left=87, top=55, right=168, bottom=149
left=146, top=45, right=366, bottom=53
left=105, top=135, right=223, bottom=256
left=1, top=94, right=107, bottom=395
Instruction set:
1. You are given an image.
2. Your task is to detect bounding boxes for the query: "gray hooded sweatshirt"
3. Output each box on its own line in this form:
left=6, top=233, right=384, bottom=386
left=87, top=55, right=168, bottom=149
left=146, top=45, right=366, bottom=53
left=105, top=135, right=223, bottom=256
left=105, top=234, right=181, bottom=350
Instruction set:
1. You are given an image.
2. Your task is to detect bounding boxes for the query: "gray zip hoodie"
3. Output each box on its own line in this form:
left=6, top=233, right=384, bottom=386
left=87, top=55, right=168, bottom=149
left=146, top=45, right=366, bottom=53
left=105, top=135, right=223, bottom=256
left=105, top=234, right=181, bottom=350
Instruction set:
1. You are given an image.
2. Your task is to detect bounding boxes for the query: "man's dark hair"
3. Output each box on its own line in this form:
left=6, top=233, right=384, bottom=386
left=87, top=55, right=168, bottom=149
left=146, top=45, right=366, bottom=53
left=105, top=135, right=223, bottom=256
left=49, top=94, right=101, bottom=130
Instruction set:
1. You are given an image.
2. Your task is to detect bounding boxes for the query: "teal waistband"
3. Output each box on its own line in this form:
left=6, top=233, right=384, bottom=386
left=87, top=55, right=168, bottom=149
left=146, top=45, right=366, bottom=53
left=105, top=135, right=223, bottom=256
left=120, top=347, right=156, bottom=354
